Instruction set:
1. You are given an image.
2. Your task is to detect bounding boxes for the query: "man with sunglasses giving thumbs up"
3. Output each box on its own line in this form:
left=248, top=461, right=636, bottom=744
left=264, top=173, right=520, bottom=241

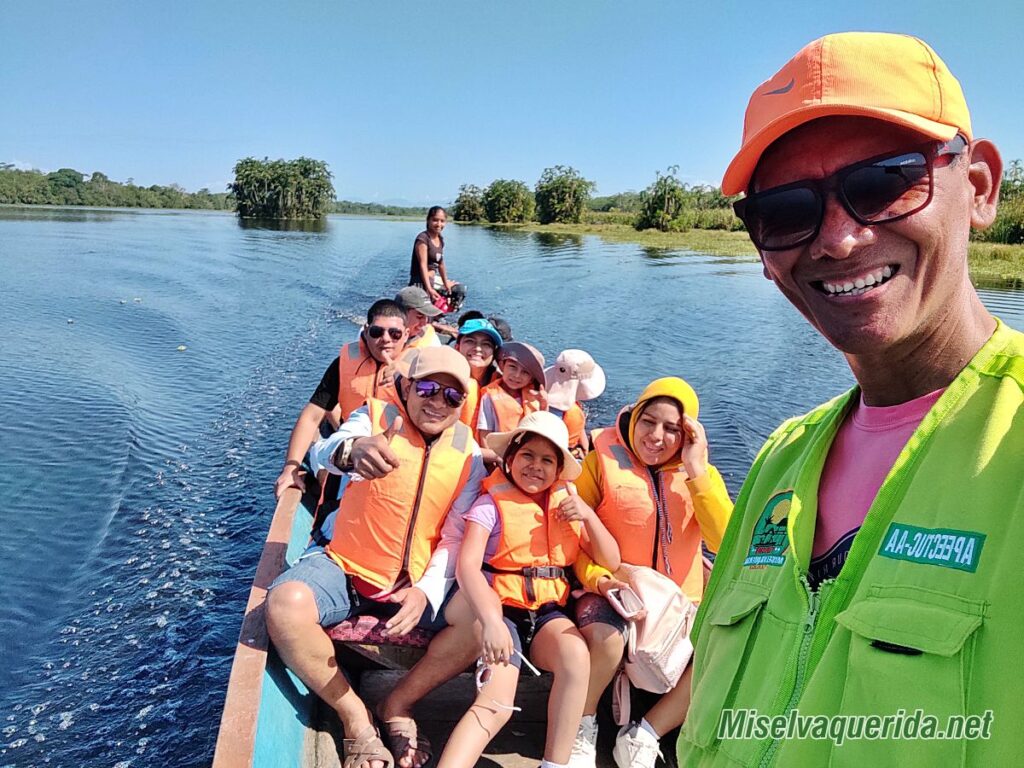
left=680, top=32, right=1021, bottom=767
left=268, top=346, right=489, bottom=768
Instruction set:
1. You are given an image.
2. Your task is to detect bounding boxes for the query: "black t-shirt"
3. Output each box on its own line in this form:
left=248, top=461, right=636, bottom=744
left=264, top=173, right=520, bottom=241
left=409, top=230, right=444, bottom=287
left=807, top=527, right=859, bottom=590
left=309, top=356, right=342, bottom=410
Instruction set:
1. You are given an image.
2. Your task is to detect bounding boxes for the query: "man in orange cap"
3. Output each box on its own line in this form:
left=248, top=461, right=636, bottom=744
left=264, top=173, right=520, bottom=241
left=679, top=32, right=1020, bottom=766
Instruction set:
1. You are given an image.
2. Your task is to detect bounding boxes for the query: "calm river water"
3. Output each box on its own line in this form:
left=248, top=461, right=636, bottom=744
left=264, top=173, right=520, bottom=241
left=1, top=207, right=1022, bottom=766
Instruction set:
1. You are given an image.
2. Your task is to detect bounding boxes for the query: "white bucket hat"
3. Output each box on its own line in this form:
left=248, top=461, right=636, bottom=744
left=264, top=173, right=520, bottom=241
left=485, top=411, right=582, bottom=481
left=544, top=349, right=607, bottom=412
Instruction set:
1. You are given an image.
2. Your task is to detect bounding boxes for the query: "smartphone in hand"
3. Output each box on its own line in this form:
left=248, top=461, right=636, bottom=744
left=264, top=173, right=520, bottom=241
left=606, top=586, right=644, bottom=620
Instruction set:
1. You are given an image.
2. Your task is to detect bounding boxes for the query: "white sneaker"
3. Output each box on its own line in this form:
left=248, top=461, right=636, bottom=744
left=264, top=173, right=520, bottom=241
left=567, top=715, right=599, bottom=768
left=613, top=722, right=662, bottom=768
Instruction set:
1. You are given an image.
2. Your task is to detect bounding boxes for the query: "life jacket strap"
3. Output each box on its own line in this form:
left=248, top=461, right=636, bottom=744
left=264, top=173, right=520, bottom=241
left=483, top=564, right=566, bottom=604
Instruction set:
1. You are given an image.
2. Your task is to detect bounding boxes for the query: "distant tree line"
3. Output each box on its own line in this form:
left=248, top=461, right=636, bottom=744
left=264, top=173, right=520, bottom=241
left=332, top=200, right=427, bottom=217
left=0, top=164, right=232, bottom=209
left=451, top=160, right=1024, bottom=244
left=5, top=153, right=1020, bottom=243
left=230, top=157, right=334, bottom=220
left=451, top=165, right=741, bottom=232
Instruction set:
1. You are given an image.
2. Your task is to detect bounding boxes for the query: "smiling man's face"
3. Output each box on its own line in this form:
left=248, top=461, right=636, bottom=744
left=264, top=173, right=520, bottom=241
left=752, top=116, right=976, bottom=357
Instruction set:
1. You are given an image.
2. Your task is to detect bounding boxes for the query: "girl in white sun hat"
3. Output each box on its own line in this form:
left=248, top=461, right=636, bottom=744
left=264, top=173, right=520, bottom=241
left=544, top=349, right=607, bottom=459
left=436, top=411, right=620, bottom=768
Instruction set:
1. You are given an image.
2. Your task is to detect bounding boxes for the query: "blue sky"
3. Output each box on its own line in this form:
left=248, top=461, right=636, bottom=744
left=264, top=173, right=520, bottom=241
left=3, top=0, right=1021, bottom=205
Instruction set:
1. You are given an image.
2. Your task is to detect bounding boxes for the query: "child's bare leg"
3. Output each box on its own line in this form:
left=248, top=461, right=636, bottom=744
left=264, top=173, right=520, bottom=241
left=530, top=617, right=590, bottom=765
left=579, top=619, right=625, bottom=715
left=642, top=662, right=693, bottom=736
left=435, top=661, right=519, bottom=768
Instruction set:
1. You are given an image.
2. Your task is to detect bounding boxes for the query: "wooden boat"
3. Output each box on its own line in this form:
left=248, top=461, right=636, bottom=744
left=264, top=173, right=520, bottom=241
left=211, top=486, right=579, bottom=768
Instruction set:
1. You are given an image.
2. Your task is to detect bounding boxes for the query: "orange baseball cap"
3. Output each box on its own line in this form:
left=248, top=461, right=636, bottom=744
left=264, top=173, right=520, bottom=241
left=722, top=32, right=973, bottom=195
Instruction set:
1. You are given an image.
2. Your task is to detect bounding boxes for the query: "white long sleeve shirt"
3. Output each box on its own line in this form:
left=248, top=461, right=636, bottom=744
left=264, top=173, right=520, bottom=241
left=309, top=406, right=485, bottom=616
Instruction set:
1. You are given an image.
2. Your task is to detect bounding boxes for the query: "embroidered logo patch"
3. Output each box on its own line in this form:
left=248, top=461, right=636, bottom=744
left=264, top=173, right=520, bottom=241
left=744, top=490, right=792, bottom=568
left=878, top=523, right=986, bottom=573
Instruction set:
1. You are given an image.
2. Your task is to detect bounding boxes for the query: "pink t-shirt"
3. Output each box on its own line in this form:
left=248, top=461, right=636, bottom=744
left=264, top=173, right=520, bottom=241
left=809, top=388, right=945, bottom=588
left=464, top=493, right=503, bottom=572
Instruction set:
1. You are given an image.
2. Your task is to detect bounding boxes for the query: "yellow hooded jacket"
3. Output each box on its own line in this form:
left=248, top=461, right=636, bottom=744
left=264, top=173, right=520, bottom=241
left=574, top=377, right=733, bottom=599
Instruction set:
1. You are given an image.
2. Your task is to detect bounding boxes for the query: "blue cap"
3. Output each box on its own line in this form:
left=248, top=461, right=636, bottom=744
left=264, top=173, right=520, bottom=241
left=457, top=318, right=503, bottom=348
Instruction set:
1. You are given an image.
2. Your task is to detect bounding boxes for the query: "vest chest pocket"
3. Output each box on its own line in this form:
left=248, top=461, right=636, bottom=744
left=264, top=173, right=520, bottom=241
left=827, top=586, right=984, bottom=768
left=684, top=581, right=771, bottom=750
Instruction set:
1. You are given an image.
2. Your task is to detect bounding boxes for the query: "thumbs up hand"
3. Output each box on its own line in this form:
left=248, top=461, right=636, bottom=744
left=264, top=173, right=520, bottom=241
left=556, top=481, right=594, bottom=524
left=349, top=413, right=403, bottom=480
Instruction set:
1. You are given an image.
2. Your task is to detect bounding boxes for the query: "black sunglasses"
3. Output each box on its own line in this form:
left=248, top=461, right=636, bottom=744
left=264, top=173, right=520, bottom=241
left=734, top=135, right=968, bottom=252
left=413, top=379, right=466, bottom=408
left=367, top=325, right=404, bottom=341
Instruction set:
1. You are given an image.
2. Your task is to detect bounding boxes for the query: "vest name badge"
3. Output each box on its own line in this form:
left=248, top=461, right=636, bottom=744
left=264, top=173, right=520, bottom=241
left=878, top=523, right=986, bottom=573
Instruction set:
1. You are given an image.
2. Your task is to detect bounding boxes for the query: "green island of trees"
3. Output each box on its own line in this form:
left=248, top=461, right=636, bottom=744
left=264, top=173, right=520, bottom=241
left=230, top=157, right=335, bottom=220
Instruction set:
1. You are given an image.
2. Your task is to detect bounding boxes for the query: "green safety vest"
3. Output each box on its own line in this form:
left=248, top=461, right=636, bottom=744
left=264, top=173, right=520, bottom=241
left=679, top=320, right=1024, bottom=768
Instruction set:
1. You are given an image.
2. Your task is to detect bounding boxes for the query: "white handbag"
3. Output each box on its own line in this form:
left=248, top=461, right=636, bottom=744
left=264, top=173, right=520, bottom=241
left=610, top=565, right=697, bottom=725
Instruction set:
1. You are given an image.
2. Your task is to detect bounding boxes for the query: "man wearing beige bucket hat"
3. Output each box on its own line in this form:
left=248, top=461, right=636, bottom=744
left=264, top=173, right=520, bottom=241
left=680, top=32, right=1022, bottom=766
left=269, top=346, right=490, bottom=768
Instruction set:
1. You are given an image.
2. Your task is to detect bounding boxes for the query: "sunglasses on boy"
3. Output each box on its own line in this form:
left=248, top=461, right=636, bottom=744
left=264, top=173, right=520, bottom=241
left=366, top=325, right=405, bottom=341
left=734, top=135, right=968, bottom=252
left=412, top=379, right=466, bottom=408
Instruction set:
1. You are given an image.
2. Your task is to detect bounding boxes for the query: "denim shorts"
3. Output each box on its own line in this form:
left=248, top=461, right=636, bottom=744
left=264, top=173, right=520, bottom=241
left=269, top=548, right=450, bottom=632
left=574, top=592, right=629, bottom=636
left=501, top=602, right=571, bottom=667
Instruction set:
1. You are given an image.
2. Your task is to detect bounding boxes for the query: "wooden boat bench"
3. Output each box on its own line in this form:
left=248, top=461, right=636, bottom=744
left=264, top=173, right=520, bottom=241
left=327, top=614, right=434, bottom=670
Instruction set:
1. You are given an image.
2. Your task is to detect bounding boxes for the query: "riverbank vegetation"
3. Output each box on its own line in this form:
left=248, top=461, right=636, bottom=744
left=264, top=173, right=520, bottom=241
left=491, top=218, right=1024, bottom=286
left=0, top=165, right=232, bottom=209
left=230, top=157, right=334, bottom=220
left=331, top=200, right=425, bottom=217
left=453, top=161, right=1024, bottom=246
left=499, top=219, right=758, bottom=257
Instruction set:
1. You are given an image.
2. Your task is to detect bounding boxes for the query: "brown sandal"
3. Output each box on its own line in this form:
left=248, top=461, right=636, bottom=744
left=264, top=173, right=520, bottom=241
left=341, top=724, right=395, bottom=768
left=381, top=717, right=433, bottom=768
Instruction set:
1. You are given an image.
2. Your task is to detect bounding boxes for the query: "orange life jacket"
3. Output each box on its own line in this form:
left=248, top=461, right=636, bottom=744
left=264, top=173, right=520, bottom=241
left=479, top=380, right=544, bottom=436
left=592, top=426, right=703, bottom=602
left=459, top=378, right=480, bottom=429
left=562, top=402, right=588, bottom=453
left=326, top=397, right=474, bottom=590
left=406, top=324, right=439, bottom=350
left=337, top=336, right=395, bottom=420
left=482, top=469, right=581, bottom=610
